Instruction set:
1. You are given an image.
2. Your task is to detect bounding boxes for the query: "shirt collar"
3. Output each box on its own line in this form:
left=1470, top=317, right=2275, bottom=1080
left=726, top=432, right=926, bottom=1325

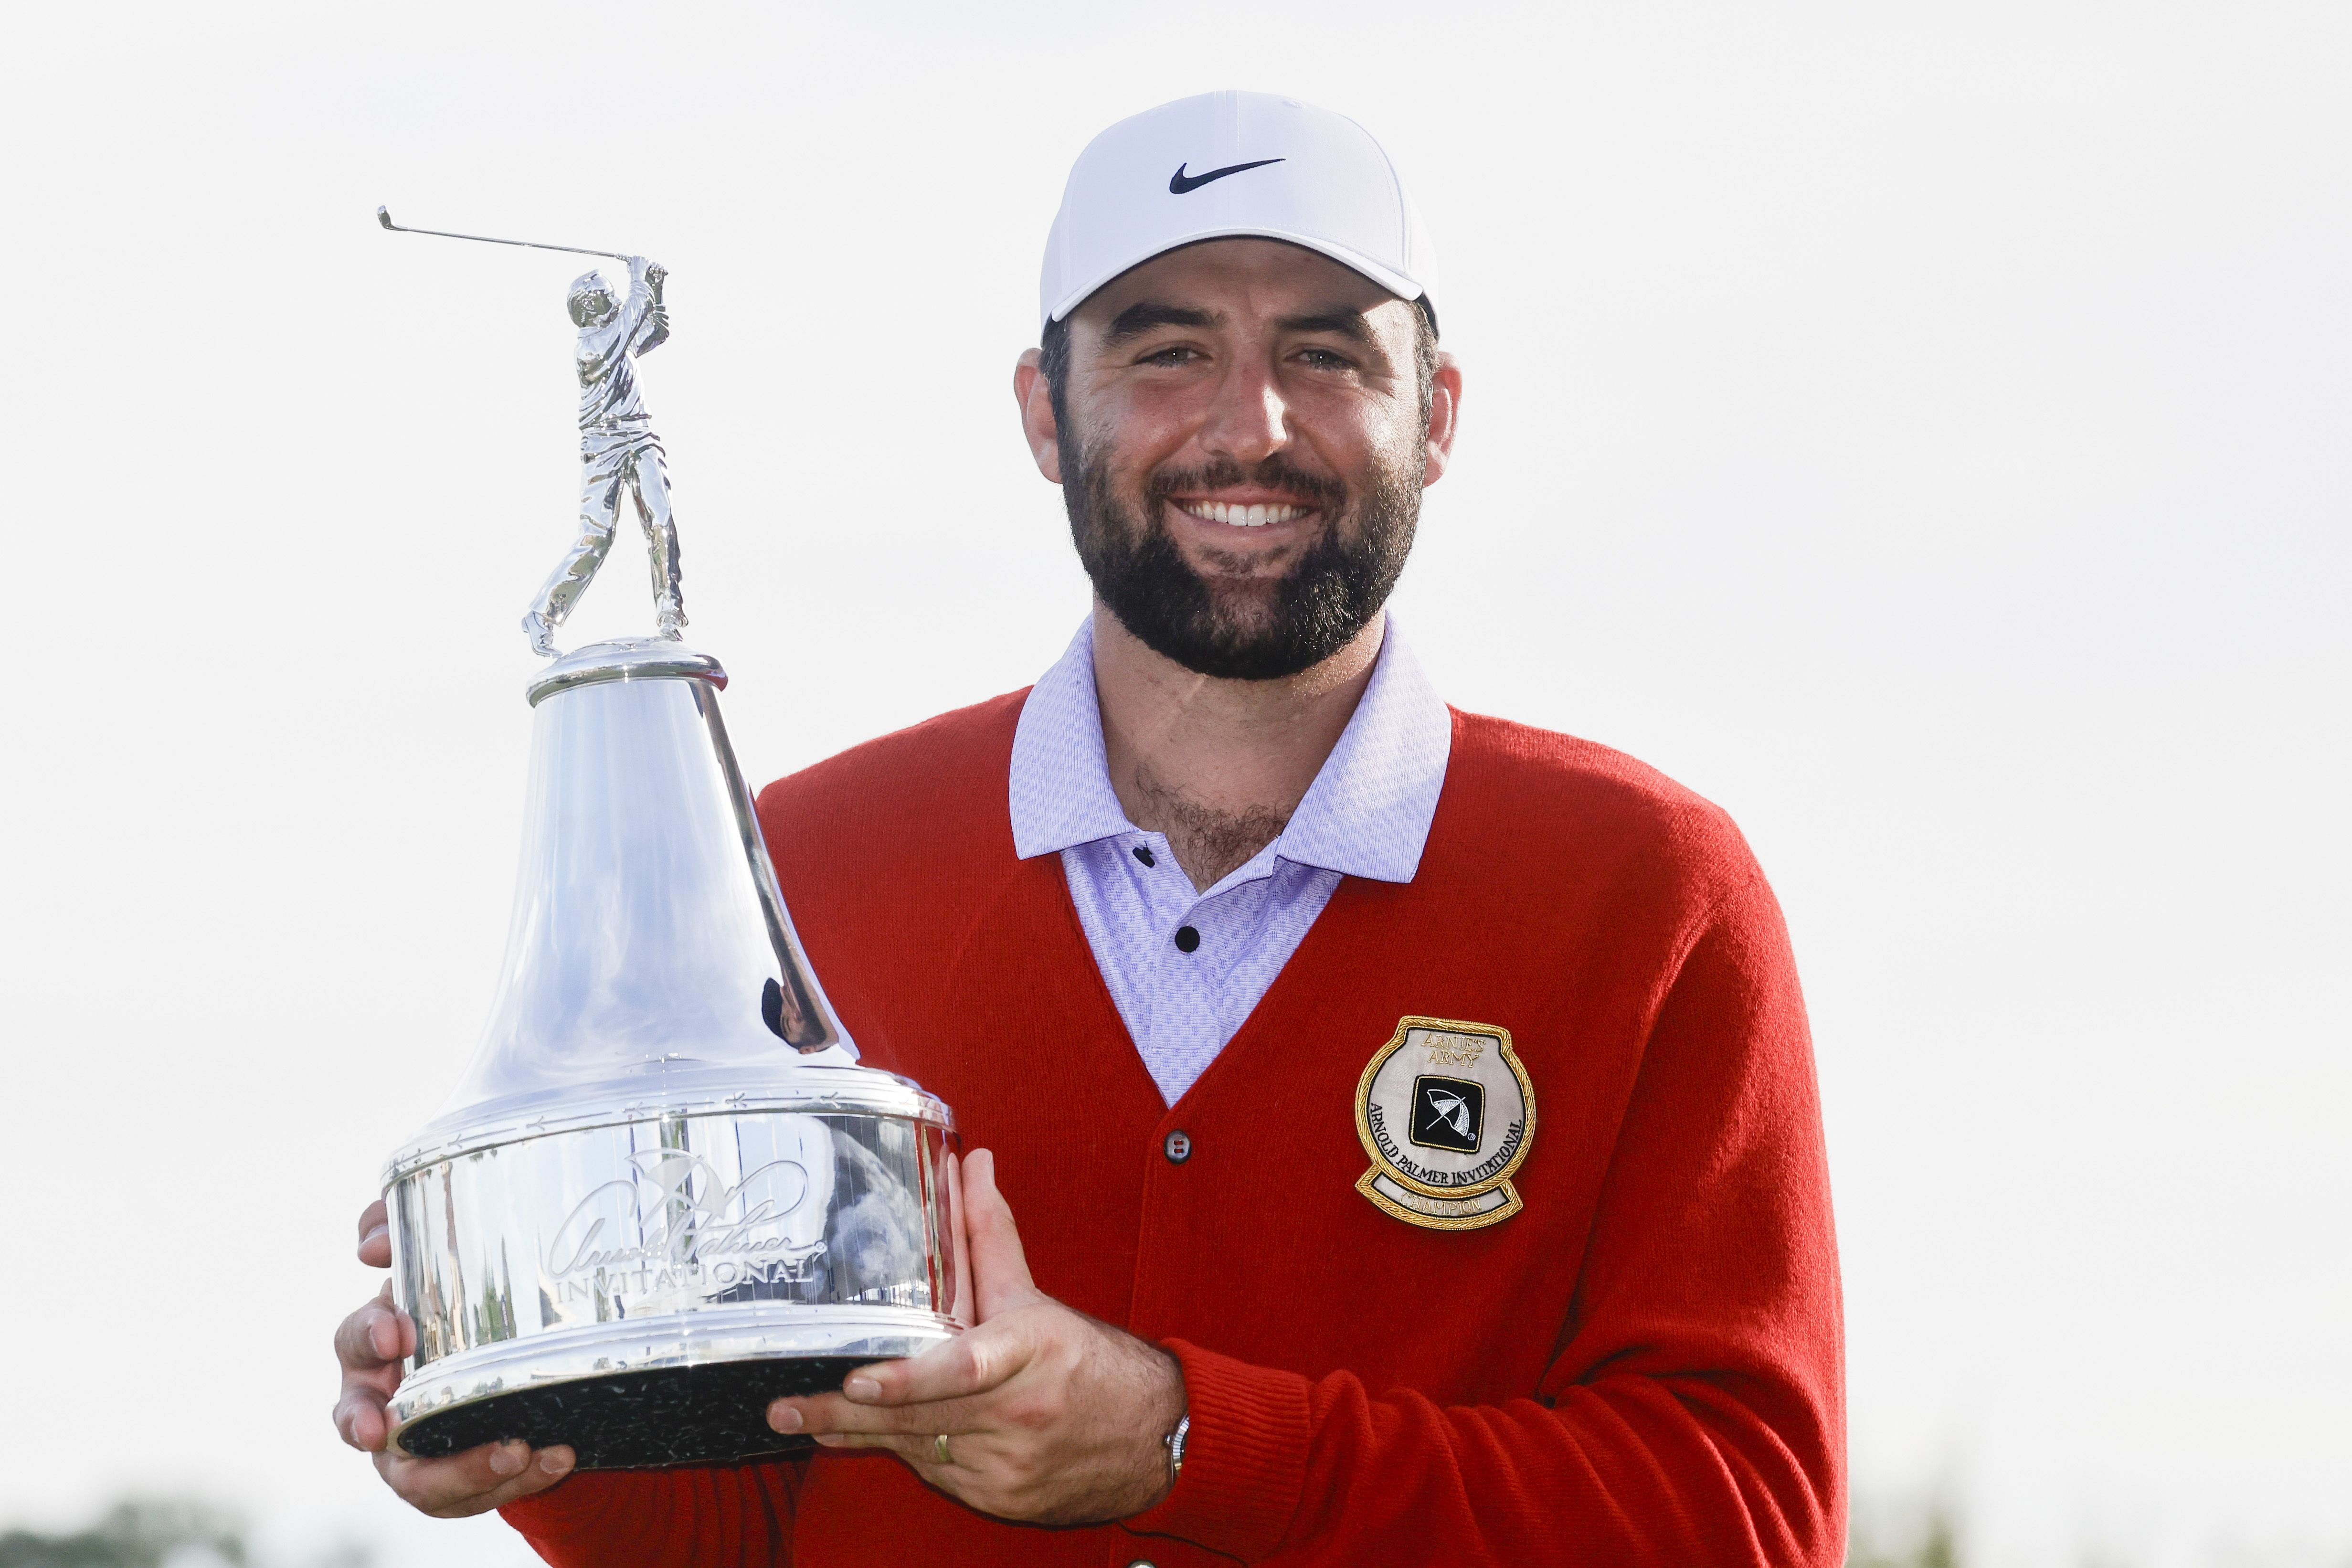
left=1008, top=614, right=1452, bottom=884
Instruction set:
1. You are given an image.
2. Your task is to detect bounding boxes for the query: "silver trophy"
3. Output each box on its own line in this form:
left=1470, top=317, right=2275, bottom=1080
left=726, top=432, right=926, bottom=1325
left=376, top=211, right=964, bottom=1468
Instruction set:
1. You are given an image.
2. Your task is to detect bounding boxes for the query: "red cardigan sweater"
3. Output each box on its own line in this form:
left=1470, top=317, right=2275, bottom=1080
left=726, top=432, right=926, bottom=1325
left=503, top=693, right=1844, bottom=1567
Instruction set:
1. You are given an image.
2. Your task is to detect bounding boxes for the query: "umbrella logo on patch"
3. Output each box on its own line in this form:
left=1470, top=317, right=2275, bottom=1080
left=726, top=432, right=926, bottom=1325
left=1410, top=1076, right=1485, bottom=1153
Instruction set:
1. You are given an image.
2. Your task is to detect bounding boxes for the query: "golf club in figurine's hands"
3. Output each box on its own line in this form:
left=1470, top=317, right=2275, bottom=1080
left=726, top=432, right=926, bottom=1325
left=360, top=209, right=965, bottom=1471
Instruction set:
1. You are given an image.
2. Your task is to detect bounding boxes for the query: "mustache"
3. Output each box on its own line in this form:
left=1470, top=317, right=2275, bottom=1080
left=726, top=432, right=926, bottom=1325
left=1145, top=455, right=1348, bottom=511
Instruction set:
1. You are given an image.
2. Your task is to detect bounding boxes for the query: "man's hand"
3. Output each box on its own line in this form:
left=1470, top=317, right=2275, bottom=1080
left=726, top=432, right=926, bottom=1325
left=333, top=1198, right=576, bottom=1517
left=767, top=1149, right=1187, bottom=1526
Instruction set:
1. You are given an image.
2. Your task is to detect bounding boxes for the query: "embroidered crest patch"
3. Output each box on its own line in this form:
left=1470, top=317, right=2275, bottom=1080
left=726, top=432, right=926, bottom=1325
left=1354, top=1016, right=1535, bottom=1231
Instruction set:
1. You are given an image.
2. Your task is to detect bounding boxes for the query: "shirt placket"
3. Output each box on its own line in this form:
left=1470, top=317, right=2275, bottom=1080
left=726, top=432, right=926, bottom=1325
left=1123, top=835, right=1261, bottom=1098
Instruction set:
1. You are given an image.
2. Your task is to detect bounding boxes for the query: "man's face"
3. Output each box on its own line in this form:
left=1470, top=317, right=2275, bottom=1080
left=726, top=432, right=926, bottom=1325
left=569, top=288, right=614, bottom=328
left=1021, top=239, right=1459, bottom=680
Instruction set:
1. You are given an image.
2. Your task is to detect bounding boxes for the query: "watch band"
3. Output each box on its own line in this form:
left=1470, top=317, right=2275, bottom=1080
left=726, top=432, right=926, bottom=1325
left=1162, top=1412, right=1191, bottom=1485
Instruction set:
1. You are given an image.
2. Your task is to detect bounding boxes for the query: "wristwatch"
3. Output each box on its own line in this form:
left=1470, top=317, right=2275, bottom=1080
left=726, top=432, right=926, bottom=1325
left=1162, top=1412, right=1191, bottom=1486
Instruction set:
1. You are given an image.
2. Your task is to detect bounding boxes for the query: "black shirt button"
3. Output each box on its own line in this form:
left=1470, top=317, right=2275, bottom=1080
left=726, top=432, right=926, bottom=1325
left=1163, top=1130, right=1192, bottom=1164
left=1134, top=845, right=1156, bottom=867
left=1173, top=925, right=1200, bottom=953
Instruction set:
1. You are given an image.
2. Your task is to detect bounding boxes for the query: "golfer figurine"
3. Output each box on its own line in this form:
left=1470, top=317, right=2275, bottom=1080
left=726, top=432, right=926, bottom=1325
left=522, top=255, right=686, bottom=657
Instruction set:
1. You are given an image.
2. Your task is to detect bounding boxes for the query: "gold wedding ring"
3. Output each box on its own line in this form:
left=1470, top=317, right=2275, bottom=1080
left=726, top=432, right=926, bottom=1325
left=933, top=1433, right=952, bottom=1466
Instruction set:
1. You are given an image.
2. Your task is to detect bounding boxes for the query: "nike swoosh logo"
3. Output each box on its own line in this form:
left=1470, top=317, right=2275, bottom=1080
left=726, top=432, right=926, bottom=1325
left=1168, top=158, right=1285, bottom=194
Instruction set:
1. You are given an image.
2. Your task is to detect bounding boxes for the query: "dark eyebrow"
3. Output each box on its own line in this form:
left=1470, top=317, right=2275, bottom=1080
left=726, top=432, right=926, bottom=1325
left=1102, top=302, right=1218, bottom=347
left=1277, top=306, right=1377, bottom=346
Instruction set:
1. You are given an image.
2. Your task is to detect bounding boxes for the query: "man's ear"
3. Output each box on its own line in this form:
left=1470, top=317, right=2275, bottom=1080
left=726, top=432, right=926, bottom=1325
left=1422, top=350, right=1463, bottom=487
left=1014, top=348, right=1062, bottom=486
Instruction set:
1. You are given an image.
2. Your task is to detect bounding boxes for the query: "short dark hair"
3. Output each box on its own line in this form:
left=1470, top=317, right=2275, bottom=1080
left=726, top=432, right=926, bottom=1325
left=1038, top=295, right=1440, bottom=441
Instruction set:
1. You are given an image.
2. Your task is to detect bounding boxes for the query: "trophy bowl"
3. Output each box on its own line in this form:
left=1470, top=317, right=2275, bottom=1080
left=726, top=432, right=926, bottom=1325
left=381, top=641, right=964, bottom=1469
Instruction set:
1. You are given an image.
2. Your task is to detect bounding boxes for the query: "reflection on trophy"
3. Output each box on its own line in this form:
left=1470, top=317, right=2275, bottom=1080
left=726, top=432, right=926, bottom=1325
left=375, top=209, right=964, bottom=1468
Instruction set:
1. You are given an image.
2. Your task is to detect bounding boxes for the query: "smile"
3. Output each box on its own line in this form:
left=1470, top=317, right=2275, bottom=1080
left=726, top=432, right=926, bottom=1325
left=1172, top=499, right=1313, bottom=528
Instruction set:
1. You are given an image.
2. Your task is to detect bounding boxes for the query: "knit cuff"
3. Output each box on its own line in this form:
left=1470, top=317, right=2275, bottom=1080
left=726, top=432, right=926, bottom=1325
left=1122, top=1338, right=1312, bottom=1562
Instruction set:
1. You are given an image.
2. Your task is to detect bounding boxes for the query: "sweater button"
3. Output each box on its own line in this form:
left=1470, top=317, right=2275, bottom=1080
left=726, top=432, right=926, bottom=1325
left=1173, top=925, right=1200, bottom=953
left=1163, top=1130, right=1192, bottom=1164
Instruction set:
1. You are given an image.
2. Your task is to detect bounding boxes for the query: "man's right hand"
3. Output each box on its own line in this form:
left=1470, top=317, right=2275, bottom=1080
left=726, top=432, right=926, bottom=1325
left=334, top=1199, right=576, bottom=1517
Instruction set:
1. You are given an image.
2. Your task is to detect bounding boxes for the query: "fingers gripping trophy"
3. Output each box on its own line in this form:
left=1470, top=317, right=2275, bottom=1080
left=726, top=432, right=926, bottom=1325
left=367, top=208, right=966, bottom=1470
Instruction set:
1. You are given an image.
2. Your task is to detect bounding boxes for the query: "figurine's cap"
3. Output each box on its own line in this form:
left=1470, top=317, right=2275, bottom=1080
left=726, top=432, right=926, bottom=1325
left=567, top=270, right=613, bottom=302
left=1038, top=91, right=1439, bottom=335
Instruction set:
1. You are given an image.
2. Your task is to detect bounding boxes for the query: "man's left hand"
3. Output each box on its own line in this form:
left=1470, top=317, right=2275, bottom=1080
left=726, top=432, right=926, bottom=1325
left=768, top=1148, right=1187, bottom=1526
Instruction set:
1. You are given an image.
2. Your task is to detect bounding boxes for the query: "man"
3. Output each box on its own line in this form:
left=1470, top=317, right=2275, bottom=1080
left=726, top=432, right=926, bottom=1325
left=335, top=91, right=1844, bottom=1565
left=521, top=254, right=686, bottom=657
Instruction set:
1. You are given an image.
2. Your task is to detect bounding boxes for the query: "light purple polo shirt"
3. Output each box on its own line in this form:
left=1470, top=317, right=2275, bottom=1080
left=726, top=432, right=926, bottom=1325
left=1008, top=615, right=1453, bottom=1106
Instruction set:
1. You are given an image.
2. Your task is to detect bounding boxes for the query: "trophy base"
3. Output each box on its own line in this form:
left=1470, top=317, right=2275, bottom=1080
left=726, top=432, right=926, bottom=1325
left=400, top=1355, right=871, bottom=1469
left=388, top=1307, right=959, bottom=1470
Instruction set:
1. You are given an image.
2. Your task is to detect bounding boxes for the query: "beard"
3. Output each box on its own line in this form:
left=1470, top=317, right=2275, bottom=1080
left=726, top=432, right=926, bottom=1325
left=1063, top=438, right=1421, bottom=681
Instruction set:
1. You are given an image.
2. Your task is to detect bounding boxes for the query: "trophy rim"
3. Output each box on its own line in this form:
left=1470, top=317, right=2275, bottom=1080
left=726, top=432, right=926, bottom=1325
left=383, top=1062, right=954, bottom=1186
left=527, top=636, right=728, bottom=707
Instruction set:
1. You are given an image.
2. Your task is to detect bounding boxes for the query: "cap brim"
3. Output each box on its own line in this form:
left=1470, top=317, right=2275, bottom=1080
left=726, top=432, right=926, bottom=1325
left=1044, top=226, right=1426, bottom=328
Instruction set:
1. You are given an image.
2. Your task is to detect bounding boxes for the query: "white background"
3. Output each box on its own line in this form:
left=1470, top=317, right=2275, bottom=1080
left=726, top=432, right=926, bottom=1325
left=1, top=4, right=2345, bottom=1566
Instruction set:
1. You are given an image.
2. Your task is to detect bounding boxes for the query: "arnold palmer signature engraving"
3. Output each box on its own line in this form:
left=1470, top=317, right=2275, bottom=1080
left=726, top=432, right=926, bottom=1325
left=545, top=1148, right=822, bottom=1282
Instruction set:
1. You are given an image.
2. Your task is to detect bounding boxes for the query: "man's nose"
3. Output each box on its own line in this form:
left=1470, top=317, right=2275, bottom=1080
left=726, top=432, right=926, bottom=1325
left=1198, top=355, right=1290, bottom=467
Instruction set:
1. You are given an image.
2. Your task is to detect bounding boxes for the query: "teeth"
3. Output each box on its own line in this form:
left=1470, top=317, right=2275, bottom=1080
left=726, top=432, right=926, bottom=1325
left=1181, top=500, right=1308, bottom=527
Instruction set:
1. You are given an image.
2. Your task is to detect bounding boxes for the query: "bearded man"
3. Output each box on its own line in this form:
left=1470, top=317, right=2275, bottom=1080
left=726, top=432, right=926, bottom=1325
left=334, top=91, right=1845, bottom=1567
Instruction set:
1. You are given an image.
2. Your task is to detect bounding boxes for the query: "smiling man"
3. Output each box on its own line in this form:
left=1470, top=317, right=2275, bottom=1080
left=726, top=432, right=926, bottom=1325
left=334, top=91, right=1845, bottom=1566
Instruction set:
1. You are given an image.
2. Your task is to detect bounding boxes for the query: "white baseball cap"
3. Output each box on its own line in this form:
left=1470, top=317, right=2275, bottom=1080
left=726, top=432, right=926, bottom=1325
left=1038, top=90, right=1439, bottom=334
